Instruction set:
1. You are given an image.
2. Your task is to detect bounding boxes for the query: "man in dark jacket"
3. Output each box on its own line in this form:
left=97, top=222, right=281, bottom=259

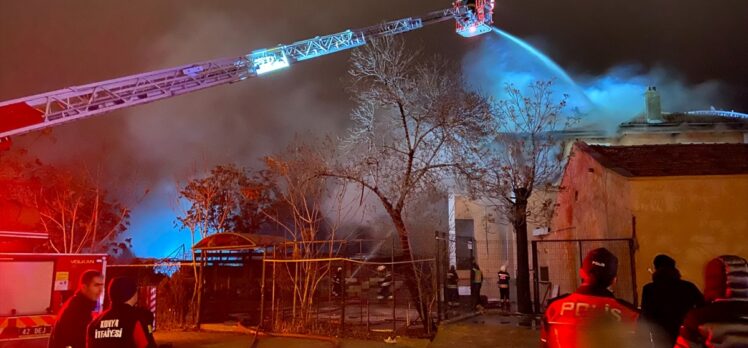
left=675, top=255, right=748, bottom=348
left=87, top=276, right=156, bottom=348
left=48, top=270, right=104, bottom=348
left=641, top=254, right=704, bottom=347
left=446, top=265, right=459, bottom=307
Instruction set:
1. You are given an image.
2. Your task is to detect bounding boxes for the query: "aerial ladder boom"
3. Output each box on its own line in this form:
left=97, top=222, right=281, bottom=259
left=0, top=1, right=494, bottom=145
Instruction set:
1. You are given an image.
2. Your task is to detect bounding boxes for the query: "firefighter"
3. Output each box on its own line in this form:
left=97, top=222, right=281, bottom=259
left=332, top=266, right=344, bottom=298
left=541, top=248, right=640, bottom=348
left=376, top=265, right=393, bottom=300
left=497, top=265, right=511, bottom=312
left=446, top=265, right=459, bottom=307
left=675, top=255, right=748, bottom=348
left=48, top=270, right=104, bottom=348
left=86, top=277, right=156, bottom=348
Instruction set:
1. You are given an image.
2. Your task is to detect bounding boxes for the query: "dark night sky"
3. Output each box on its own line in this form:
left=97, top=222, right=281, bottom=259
left=1, top=0, right=747, bottom=256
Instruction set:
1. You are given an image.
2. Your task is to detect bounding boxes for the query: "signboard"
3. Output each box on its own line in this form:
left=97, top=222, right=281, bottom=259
left=53, top=271, right=69, bottom=291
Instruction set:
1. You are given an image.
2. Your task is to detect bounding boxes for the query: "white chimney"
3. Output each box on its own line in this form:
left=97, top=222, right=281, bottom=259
left=645, top=86, right=663, bottom=123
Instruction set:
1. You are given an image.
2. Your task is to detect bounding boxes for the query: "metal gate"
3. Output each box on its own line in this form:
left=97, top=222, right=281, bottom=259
left=531, top=238, right=637, bottom=313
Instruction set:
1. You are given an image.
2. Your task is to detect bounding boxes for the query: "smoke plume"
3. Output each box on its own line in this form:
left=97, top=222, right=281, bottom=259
left=462, top=31, right=729, bottom=132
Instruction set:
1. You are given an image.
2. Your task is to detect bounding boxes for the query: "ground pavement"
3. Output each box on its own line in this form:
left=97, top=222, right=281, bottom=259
left=154, top=314, right=539, bottom=348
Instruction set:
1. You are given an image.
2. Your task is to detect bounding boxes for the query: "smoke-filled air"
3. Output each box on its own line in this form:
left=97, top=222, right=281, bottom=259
left=463, top=28, right=727, bottom=132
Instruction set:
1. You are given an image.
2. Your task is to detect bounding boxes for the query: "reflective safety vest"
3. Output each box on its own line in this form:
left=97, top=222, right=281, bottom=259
left=472, top=269, right=483, bottom=284
left=497, top=271, right=510, bottom=288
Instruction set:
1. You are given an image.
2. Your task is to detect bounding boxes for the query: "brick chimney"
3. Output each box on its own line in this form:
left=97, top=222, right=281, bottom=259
left=645, top=86, right=663, bottom=123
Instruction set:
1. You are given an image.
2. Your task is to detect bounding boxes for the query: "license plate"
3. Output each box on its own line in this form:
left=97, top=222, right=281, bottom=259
left=19, top=326, right=52, bottom=337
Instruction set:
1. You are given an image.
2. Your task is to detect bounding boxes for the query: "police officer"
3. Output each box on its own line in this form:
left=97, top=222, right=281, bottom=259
left=497, top=265, right=511, bottom=312
left=541, top=248, right=640, bottom=348
left=86, top=277, right=156, bottom=348
left=446, top=265, right=459, bottom=307
left=49, top=270, right=104, bottom=348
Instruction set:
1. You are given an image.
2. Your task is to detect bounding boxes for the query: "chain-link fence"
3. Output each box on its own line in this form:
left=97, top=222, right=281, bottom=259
left=531, top=238, right=637, bottom=313
left=259, top=253, right=437, bottom=338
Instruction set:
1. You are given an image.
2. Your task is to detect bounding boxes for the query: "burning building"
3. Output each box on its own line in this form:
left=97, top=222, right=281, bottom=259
left=448, top=87, right=748, bottom=306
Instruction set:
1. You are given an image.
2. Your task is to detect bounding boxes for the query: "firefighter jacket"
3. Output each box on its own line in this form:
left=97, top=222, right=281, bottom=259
left=497, top=271, right=510, bottom=288
left=447, top=270, right=459, bottom=289
left=379, top=272, right=392, bottom=288
left=86, top=303, right=156, bottom=348
left=541, top=285, right=640, bottom=348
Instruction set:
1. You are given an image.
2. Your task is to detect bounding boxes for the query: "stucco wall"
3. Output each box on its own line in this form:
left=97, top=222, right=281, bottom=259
left=551, top=147, right=633, bottom=240
left=545, top=148, right=636, bottom=298
left=630, top=174, right=748, bottom=292
left=551, top=149, right=748, bottom=299
left=453, top=196, right=514, bottom=300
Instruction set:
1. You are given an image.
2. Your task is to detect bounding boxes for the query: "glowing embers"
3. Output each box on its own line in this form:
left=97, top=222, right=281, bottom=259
left=249, top=48, right=291, bottom=75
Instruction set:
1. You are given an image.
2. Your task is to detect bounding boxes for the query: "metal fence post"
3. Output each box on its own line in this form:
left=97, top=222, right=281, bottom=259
left=391, top=235, right=396, bottom=334
left=259, top=251, right=266, bottom=329
left=628, top=239, right=638, bottom=307
left=341, top=260, right=347, bottom=335
left=532, top=241, right=540, bottom=314
left=435, top=231, right=443, bottom=322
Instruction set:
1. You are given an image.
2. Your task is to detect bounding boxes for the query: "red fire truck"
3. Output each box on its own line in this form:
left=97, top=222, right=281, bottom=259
left=0, top=252, right=107, bottom=347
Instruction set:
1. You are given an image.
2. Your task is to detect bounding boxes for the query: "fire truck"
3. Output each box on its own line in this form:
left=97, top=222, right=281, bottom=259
left=0, top=252, right=107, bottom=347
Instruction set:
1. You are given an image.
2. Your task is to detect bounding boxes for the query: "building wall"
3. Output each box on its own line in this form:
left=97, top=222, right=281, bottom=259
left=629, top=174, right=748, bottom=292
left=550, top=149, right=748, bottom=300
left=453, top=196, right=513, bottom=300
left=545, top=148, right=637, bottom=299
left=551, top=147, right=633, bottom=240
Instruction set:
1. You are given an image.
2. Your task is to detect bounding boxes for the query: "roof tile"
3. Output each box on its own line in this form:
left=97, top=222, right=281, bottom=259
left=578, top=142, right=748, bottom=177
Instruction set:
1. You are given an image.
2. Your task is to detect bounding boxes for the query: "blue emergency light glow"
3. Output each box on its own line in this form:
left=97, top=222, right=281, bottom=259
left=253, top=53, right=290, bottom=75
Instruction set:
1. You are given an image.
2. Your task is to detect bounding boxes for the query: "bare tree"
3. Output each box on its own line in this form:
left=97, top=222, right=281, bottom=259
left=262, top=141, right=359, bottom=332
left=477, top=80, right=577, bottom=314
left=321, top=36, right=492, bottom=323
left=0, top=151, right=131, bottom=254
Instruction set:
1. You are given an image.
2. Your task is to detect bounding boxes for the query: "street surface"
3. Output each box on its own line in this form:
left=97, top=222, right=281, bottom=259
left=153, top=314, right=538, bottom=348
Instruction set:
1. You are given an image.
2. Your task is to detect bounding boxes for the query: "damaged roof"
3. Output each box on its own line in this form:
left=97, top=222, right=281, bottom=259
left=577, top=142, right=748, bottom=177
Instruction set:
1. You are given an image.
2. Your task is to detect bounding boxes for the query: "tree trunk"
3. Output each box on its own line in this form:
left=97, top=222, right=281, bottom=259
left=513, top=190, right=533, bottom=314
left=390, top=211, right=431, bottom=330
